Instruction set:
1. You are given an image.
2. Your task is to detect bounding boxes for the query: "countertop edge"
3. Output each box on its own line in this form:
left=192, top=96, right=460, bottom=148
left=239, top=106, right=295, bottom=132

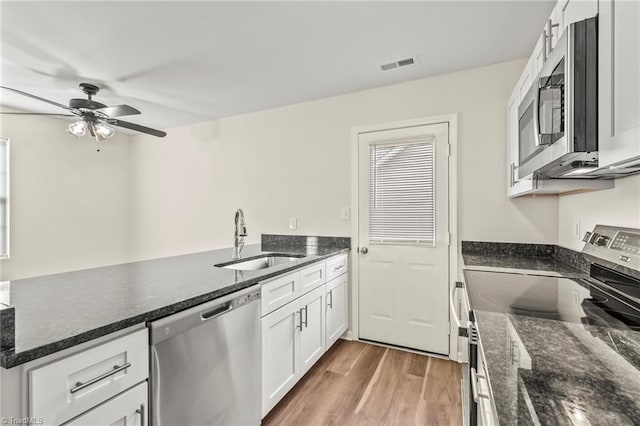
left=1, top=247, right=350, bottom=369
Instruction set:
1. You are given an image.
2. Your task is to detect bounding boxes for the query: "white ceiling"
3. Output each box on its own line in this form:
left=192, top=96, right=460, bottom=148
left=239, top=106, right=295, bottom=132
left=0, top=1, right=554, bottom=131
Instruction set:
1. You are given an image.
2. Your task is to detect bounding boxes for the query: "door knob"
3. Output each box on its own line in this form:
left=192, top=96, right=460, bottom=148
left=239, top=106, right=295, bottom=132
left=359, top=247, right=368, bottom=254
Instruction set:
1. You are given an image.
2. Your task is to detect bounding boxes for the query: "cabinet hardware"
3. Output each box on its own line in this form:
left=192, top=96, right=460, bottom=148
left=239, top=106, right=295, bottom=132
left=70, top=362, right=132, bottom=394
left=136, top=403, right=145, bottom=426
left=328, top=290, right=333, bottom=308
left=302, top=305, right=308, bottom=328
left=333, top=264, right=344, bottom=272
left=296, top=309, right=303, bottom=330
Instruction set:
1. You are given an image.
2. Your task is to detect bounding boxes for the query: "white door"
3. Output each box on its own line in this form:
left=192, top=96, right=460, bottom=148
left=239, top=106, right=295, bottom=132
left=325, top=273, right=348, bottom=349
left=298, top=286, right=326, bottom=375
left=357, top=122, right=450, bottom=354
left=261, top=302, right=300, bottom=416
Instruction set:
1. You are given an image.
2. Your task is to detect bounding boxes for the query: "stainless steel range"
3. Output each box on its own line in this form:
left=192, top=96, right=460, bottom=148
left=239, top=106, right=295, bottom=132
left=459, top=225, right=640, bottom=426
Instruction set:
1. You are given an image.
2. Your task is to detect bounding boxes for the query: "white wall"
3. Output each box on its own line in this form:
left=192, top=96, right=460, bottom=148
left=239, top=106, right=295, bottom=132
left=558, top=174, right=640, bottom=250
left=0, top=114, right=132, bottom=280
left=0, top=59, right=564, bottom=280
left=128, top=59, right=559, bottom=261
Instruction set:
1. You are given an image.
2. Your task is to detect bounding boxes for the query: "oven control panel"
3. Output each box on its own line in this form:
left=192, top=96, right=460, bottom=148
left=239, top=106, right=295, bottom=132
left=583, top=225, right=640, bottom=271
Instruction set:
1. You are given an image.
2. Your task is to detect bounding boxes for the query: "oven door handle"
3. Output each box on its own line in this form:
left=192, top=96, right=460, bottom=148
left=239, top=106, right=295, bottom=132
left=451, top=283, right=461, bottom=329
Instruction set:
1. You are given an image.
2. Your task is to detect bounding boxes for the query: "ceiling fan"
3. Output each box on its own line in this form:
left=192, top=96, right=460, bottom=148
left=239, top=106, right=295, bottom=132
left=0, top=83, right=167, bottom=141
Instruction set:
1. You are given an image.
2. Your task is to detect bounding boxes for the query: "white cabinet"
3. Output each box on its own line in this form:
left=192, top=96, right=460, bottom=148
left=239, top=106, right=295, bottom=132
left=298, top=286, right=326, bottom=375
left=506, top=85, right=534, bottom=198
left=261, top=253, right=349, bottom=418
left=29, top=329, right=148, bottom=426
left=559, top=0, right=598, bottom=30
left=261, top=271, right=300, bottom=316
left=261, top=297, right=300, bottom=417
left=65, top=382, right=147, bottom=426
left=598, top=0, right=640, bottom=168
left=325, top=273, right=348, bottom=349
left=261, top=285, right=326, bottom=416
left=299, top=261, right=326, bottom=295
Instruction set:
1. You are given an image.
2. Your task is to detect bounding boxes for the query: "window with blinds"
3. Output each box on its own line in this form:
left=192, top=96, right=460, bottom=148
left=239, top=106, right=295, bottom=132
left=0, top=138, right=8, bottom=258
left=369, top=139, right=435, bottom=244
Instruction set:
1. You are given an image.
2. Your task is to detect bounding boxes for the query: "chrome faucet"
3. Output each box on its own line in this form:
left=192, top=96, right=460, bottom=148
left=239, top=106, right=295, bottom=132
left=233, top=208, right=247, bottom=259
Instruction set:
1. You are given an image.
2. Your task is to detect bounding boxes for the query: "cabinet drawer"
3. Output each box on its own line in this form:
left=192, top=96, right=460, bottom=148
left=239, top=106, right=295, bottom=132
left=325, top=254, right=348, bottom=281
left=29, top=329, right=149, bottom=426
left=299, top=262, right=326, bottom=295
left=261, top=272, right=300, bottom=316
left=65, top=381, right=147, bottom=426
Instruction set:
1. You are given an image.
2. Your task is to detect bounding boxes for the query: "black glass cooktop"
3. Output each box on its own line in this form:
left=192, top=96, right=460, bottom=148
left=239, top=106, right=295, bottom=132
left=464, top=270, right=640, bottom=331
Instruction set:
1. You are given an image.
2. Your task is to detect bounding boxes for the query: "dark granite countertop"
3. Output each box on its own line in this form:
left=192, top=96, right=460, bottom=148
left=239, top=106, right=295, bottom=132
left=462, top=253, right=587, bottom=278
left=0, top=237, right=349, bottom=368
left=461, top=241, right=589, bottom=278
left=473, top=309, right=640, bottom=425
left=462, top=243, right=640, bottom=425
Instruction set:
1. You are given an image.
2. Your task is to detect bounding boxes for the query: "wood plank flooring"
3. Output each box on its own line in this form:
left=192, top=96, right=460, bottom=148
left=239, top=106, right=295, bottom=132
left=262, top=340, right=463, bottom=426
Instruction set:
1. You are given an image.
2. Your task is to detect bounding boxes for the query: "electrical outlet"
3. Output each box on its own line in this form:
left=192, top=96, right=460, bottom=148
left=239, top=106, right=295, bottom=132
left=341, top=207, right=351, bottom=221
left=289, top=217, right=297, bottom=230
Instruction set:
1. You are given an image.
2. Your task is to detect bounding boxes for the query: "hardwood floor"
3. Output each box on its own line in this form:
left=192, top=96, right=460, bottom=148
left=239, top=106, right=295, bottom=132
left=262, top=340, right=463, bottom=426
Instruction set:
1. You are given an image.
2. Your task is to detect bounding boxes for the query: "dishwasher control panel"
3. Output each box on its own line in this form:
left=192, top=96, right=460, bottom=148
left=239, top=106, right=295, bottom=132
left=233, top=288, right=261, bottom=308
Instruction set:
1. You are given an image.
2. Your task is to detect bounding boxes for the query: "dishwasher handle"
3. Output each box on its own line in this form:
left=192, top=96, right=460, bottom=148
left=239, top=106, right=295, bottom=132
left=201, top=302, right=233, bottom=320
left=149, top=284, right=261, bottom=345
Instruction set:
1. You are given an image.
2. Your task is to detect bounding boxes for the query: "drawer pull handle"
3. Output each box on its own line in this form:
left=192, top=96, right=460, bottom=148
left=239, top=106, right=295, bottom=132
left=70, top=362, right=132, bottom=394
left=333, top=264, right=344, bottom=272
left=328, top=289, right=334, bottom=308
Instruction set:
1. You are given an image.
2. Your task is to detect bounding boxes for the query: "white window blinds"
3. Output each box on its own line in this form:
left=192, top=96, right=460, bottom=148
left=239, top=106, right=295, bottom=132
left=369, top=139, right=435, bottom=244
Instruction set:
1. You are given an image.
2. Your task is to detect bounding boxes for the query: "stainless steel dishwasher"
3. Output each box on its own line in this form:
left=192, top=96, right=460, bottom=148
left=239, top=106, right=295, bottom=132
left=150, top=285, right=261, bottom=426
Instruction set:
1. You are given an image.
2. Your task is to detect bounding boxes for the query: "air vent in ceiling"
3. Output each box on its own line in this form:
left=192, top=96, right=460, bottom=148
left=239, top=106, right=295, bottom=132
left=380, top=56, right=416, bottom=71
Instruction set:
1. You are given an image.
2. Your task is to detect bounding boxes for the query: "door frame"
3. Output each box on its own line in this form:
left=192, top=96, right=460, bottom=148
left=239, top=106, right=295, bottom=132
left=348, top=114, right=459, bottom=358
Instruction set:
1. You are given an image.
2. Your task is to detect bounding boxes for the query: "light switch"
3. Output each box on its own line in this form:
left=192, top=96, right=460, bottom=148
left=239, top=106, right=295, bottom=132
left=341, top=207, right=350, bottom=221
left=289, top=217, right=297, bottom=230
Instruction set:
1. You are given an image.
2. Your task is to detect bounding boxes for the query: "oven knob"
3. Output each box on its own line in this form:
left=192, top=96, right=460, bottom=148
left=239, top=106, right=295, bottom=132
left=595, top=235, right=610, bottom=246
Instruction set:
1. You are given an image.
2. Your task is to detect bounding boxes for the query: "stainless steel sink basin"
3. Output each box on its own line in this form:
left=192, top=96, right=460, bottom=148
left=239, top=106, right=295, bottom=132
left=215, top=254, right=305, bottom=271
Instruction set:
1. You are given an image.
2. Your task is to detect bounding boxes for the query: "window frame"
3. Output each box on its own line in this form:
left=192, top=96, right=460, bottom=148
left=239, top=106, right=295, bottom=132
left=1, top=137, right=9, bottom=259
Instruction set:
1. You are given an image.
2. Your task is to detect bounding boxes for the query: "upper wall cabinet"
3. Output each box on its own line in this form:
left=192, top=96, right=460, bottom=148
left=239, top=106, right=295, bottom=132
left=598, top=0, right=640, bottom=169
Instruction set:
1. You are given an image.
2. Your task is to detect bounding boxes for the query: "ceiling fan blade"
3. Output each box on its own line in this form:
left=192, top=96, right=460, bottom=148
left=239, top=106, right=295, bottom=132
left=0, top=111, right=76, bottom=117
left=108, top=119, right=166, bottom=138
left=0, top=85, right=79, bottom=113
left=96, top=104, right=141, bottom=117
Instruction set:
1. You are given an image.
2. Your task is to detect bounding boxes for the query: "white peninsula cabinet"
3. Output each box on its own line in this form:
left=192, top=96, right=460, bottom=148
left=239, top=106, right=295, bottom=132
left=261, top=253, right=349, bottom=418
left=0, top=327, right=148, bottom=426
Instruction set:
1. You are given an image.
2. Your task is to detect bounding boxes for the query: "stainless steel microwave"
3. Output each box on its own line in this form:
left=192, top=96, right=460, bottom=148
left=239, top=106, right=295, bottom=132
left=518, top=17, right=598, bottom=179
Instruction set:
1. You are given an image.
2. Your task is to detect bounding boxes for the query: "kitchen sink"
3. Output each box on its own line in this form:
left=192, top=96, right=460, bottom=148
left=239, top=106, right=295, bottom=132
left=215, top=253, right=305, bottom=271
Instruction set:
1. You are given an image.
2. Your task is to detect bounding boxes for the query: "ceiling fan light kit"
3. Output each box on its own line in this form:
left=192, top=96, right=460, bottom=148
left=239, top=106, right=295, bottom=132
left=66, top=120, right=87, bottom=138
left=1, top=83, right=167, bottom=147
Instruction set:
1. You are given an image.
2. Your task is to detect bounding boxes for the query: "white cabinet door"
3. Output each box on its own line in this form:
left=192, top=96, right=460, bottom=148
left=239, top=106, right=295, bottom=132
left=598, top=0, right=640, bottom=168
left=325, top=273, right=348, bottom=349
left=560, top=0, right=598, bottom=28
left=261, top=300, right=300, bottom=417
left=298, top=286, right=326, bottom=376
left=532, top=32, right=546, bottom=76
left=65, top=382, right=147, bottom=426
left=506, top=87, right=534, bottom=198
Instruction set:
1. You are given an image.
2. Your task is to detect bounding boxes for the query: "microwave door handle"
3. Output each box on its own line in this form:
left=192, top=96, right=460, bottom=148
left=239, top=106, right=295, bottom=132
left=533, top=83, right=543, bottom=146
